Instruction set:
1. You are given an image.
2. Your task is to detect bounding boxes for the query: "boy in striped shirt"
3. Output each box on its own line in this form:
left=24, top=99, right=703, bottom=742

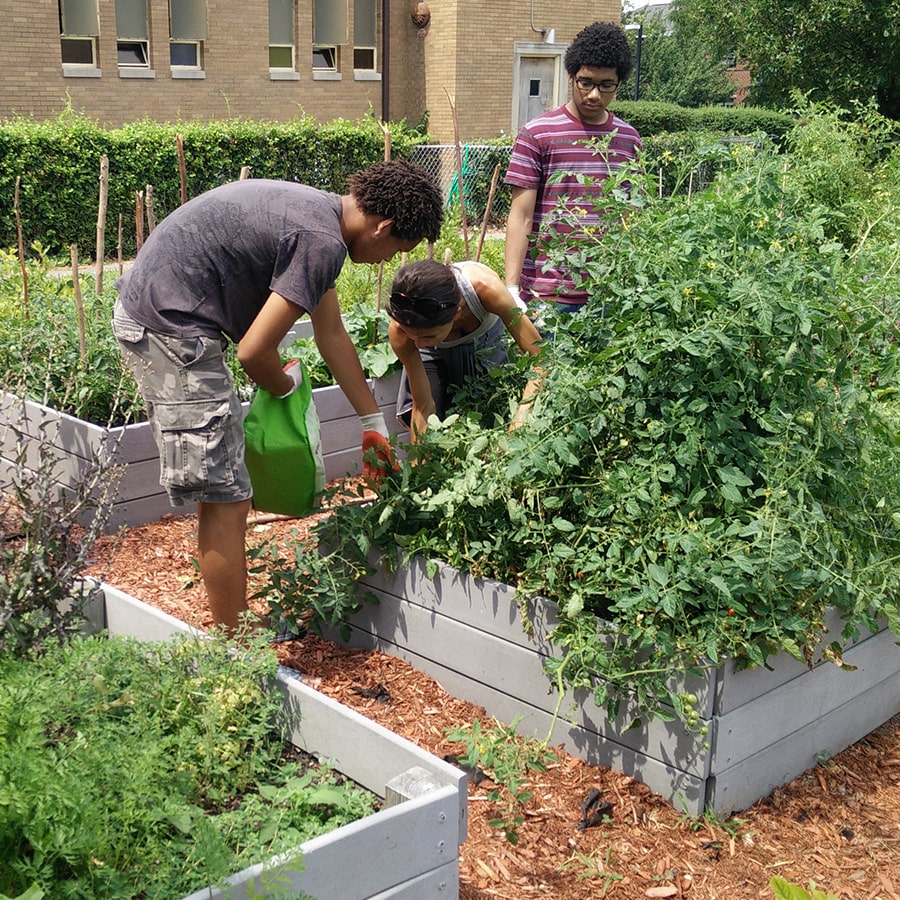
left=504, top=21, right=642, bottom=312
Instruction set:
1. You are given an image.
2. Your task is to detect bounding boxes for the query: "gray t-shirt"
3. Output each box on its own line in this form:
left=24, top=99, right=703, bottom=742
left=116, top=179, right=345, bottom=342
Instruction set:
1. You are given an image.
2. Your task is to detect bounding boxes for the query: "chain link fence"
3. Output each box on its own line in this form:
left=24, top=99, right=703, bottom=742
left=409, top=144, right=513, bottom=227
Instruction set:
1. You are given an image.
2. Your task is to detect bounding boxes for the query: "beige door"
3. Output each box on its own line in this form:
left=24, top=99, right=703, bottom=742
left=517, top=56, right=556, bottom=127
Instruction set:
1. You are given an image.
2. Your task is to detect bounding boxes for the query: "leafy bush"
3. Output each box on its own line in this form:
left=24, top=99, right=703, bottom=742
left=0, top=111, right=427, bottom=260
left=611, top=100, right=794, bottom=143
left=0, top=631, right=375, bottom=898
left=290, top=107, right=900, bottom=723
left=0, top=253, right=142, bottom=426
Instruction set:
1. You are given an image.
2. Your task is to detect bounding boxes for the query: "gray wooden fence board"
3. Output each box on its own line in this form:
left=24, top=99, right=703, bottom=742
left=83, top=581, right=465, bottom=900
left=1, top=376, right=405, bottom=530
left=360, top=558, right=717, bottom=718
left=368, top=860, right=459, bottom=899
left=326, top=587, right=712, bottom=780
left=708, top=669, right=900, bottom=814
left=713, top=625, right=900, bottom=767
left=348, top=554, right=900, bottom=815
left=193, top=788, right=460, bottom=900
left=105, top=493, right=194, bottom=530
left=714, top=606, right=881, bottom=715
left=277, top=674, right=467, bottom=843
left=329, top=620, right=709, bottom=815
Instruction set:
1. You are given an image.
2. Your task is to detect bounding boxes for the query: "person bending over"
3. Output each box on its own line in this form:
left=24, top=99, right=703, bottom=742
left=113, top=161, right=444, bottom=636
left=388, top=259, right=544, bottom=439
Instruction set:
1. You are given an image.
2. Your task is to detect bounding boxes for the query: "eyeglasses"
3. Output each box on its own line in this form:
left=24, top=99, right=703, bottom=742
left=574, top=77, right=620, bottom=95
left=388, top=291, right=458, bottom=327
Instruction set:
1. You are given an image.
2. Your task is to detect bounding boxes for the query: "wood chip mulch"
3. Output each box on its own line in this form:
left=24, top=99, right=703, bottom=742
left=82, top=506, right=900, bottom=900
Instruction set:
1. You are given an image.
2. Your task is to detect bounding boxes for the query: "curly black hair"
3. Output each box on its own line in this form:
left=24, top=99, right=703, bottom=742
left=564, top=21, right=634, bottom=83
left=348, top=160, right=444, bottom=244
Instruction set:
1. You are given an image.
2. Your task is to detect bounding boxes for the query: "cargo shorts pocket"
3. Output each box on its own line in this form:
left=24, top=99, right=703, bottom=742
left=154, top=398, right=237, bottom=491
left=111, top=301, right=146, bottom=344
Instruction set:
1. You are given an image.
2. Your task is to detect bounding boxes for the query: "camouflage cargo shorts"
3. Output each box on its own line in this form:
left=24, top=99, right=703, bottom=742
left=112, top=300, right=252, bottom=506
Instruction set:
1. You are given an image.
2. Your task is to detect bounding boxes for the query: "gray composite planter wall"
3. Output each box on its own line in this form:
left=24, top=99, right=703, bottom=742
left=321, top=555, right=900, bottom=817
left=0, top=366, right=404, bottom=532
left=83, top=581, right=466, bottom=900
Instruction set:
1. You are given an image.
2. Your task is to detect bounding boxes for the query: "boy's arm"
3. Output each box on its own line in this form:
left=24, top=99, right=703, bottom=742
left=504, top=185, right=537, bottom=291
left=463, top=262, right=545, bottom=429
left=237, top=291, right=305, bottom=396
left=310, top=289, right=380, bottom=416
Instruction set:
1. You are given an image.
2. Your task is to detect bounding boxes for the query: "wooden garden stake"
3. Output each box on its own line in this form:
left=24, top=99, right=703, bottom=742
left=176, top=133, right=187, bottom=205
left=475, top=162, right=501, bottom=262
left=70, top=244, right=87, bottom=362
left=95, top=155, right=109, bottom=296
left=13, top=176, right=29, bottom=320
left=145, top=184, right=156, bottom=232
left=376, top=121, right=392, bottom=311
left=380, top=121, right=392, bottom=161
left=658, top=167, right=663, bottom=198
left=239, top=165, right=250, bottom=180
left=135, top=190, right=144, bottom=252
left=117, top=213, right=124, bottom=276
left=444, top=88, right=470, bottom=259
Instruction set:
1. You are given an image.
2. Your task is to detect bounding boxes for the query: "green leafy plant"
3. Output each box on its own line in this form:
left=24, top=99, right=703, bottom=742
left=300, top=106, right=900, bottom=727
left=247, top=480, right=379, bottom=640
left=0, top=630, right=376, bottom=899
left=444, top=716, right=556, bottom=844
left=770, top=876, right=840, bottom=900
left=560, top=846, right=624, bottom=892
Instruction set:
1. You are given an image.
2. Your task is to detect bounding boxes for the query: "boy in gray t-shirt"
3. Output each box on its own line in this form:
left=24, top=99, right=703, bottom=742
left=113, top=160, right=443, bottom=637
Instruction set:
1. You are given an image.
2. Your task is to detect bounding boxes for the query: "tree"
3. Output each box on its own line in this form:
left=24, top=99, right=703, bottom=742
left=672, top=0, right=900, bottom=118
left=622, top=10, right=735, bottom=107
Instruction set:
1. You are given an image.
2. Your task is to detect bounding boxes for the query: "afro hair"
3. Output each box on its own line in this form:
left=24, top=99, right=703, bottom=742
left=564, top=21, right=634, bottom=83
left=348, top=160, right=444, bottom=244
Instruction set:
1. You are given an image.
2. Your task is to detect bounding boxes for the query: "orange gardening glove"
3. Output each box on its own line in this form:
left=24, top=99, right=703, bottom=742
left=359, top=412, right=398, bottom=480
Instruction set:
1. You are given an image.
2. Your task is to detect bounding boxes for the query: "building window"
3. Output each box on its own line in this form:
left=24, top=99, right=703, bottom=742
left=116, top=0, right=149, bottom=66
left=353, top=0, right=376, bottom=70
left=313, top=45, right=337, bottom=70
left=269, top=0, right=295, bottom=68
left=313, top=0, right=346, bottom=70
left=59, top=0, right=99, bottom=67
left=169, top=0, right=207, bottom=68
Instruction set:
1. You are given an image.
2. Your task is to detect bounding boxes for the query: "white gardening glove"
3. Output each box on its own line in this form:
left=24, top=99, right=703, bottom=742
left=275, top=359, right=303, bottom=398
left=507, top=284, right=528, bottom=312
left=358, top=412, right=396, bottom=479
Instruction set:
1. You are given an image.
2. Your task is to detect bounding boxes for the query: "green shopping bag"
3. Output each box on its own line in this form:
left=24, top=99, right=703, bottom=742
left=243, top=361, right=325, bottom=516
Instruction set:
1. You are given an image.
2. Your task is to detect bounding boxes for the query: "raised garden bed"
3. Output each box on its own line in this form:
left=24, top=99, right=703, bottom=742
left=322, top=555, right=900, bottom=817
left=0, top=370, right=404, bottom=532
left=83, top=580, right=466, bottom=900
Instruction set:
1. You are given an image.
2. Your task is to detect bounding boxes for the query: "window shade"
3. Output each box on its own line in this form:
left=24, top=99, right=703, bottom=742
left=170, top=0, right=208, bottom=41
left=354, top=0, right=375, bottom=45
left=116, top=0, right=148, bottom=39
left=61, top=0, right=99, bottom=36
left=269, top=0, right=293, bottom=44
left=314, top=0, right=348, bottom=46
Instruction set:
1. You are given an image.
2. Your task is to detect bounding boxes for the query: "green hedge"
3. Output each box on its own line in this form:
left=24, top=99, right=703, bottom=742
left=0, top=103, right=794, bottom=259
left=611, top=100, right=794, bottom=142
left=0, top=113, right=426, bottom=260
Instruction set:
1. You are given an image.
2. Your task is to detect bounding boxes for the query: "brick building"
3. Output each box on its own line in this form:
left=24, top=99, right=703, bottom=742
left=0, top=1, right=620, bottom=143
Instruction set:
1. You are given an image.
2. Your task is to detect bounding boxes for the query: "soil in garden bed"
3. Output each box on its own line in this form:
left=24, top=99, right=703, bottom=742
left=80, top=502, right=900, bottom=900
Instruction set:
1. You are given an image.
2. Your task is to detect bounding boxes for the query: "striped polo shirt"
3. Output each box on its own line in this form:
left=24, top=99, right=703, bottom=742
left=505, top=103, right=642, bottom=304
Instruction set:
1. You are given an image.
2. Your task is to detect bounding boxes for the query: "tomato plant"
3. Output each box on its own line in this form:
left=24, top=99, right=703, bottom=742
left=272, top=105, right=900, bottom=724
